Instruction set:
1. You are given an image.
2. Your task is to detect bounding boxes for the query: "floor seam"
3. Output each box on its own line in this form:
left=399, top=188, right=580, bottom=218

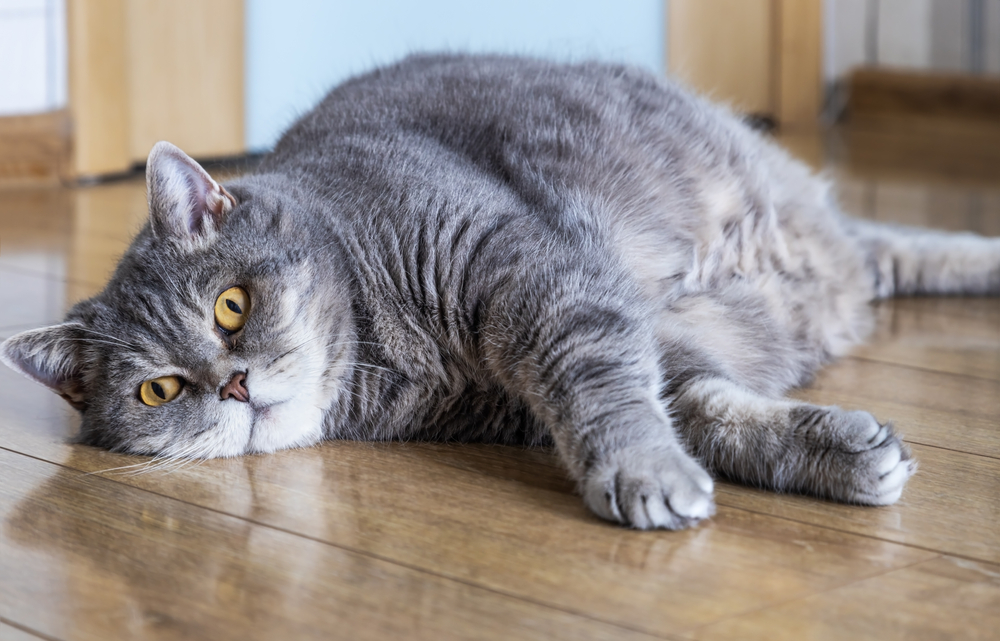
left=678, top=554, right=941, bottom=636
left=844, top=354, right=1000, bottom=383
left=711, top=496, right=997, bottom=566
left=0, top=445, right=675, bottom=641
left=0, top=616, right=64, bottom=641
left=906, top=440, right=1000, bottom=461
left=4, top=442, right=995, bottom=569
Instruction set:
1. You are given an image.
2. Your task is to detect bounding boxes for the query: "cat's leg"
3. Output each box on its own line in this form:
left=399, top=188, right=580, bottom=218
left=477, top=264, right=716, bottom=530
left=847, top=218, right=1000, bottom=297
left=668, top=375, right=916, bottom=504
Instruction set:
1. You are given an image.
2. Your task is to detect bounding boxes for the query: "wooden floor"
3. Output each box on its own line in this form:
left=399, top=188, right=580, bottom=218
left=1, top=129, right=999, bottom=640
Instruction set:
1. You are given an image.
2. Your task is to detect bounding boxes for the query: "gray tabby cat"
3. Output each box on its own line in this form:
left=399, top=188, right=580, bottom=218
left=3, top=54, right=993, bottom=529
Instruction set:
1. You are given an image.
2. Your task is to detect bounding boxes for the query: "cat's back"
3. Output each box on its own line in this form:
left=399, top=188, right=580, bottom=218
left=268, top=53, right=686, bottom=153
left=263, top=53, right=748, bottom=198
left=263, top=54, right=781, bottom=256
left=261, top=53, right=855, bottom=310
left=256, top=54, right=870, bottom=403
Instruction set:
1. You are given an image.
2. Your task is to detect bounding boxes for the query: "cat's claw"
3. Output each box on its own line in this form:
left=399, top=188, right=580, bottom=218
left=582, top=444, right=715, bottom=530
left=834, top=412, right=916, bottom=505
left=792, top=407, right=916, bottom=506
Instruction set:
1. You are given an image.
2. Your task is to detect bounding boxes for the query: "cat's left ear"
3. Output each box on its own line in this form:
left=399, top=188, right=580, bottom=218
left=146, top=141, right=237, bottom=244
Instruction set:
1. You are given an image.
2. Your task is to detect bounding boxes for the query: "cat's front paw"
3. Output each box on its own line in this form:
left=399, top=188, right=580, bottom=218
left=582, top=444, right=715, bottom=530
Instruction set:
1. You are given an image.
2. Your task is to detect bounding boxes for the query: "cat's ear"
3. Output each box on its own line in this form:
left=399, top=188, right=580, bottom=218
left=146, top=141, right=236, bottom=244
left=0, top=324, right=88, bottom=410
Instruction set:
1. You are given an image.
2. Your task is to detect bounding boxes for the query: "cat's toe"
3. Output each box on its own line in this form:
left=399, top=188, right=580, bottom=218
left=583, top=444, right=715, bottom=530
left=790, top=407, right=917, bottom=505
left=843, top=410, right=893, bottom=452
left=835, top=413, right=917, bottom=504
left=850, top=435, right=916, bottom=505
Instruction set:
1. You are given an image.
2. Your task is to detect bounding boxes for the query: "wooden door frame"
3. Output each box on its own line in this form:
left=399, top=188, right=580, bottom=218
left=667, top=0, right=823, bottom=129
left=66, top=0, right=245, bottom=179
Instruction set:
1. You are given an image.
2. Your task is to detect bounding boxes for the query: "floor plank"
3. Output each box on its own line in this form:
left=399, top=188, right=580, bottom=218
left=791, top=358, right=1000, bottom=458
left=0, top=449, right=662, bottom=641
left=0, top=432, right=936, bottom=637
left=0, top=361, right=938, bottom=637
left=0, top=621, right=52, bottom=641
left=854, top=298, right=1000, bottom=381
left=687, top=555, right=1000, bottom=640
left=716, top=443, right=1000, bottom=564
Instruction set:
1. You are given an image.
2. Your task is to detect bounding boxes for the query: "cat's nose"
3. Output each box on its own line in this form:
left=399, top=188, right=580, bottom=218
left=220, top=372, right=249, bottom=402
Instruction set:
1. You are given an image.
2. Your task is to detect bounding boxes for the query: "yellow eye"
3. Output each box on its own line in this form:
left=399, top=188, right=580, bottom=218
left=140, top=376, right=183, bottom=407
left=214, top=286, right=250, bottom=333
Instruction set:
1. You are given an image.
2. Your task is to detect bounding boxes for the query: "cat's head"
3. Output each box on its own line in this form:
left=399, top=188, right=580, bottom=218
left=0, top=142, right=353, bottom=458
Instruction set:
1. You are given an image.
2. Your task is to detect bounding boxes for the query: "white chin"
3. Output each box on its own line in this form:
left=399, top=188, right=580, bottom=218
left=247, top=401, right=325, bottom=454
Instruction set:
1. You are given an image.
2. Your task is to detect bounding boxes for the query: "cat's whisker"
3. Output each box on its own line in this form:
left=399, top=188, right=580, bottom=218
left=134, top=450, right=182, bottom=472
left=125, top=457, right=170, bottom=477
left=347, top=361, right=396, bottom=375
left=58, top=338, right=143, bottom=350
left=150, top=252, right=188, bottom=302
left=73, top=327, right=142, bottom=350
left=327, top=339, right=381, bottom=349
left=125, top=441, right=206, bottom=476
left=271, top=336, right=383, bottom=368
left=138, top=453, right=198, bottom=476
left=328, top=381, right=369, bottom=405
left=270, top=335, right=327, bottom=364
left=159, top=456, right=201, bottom=475
left=85, top=459, right=162, bottom=476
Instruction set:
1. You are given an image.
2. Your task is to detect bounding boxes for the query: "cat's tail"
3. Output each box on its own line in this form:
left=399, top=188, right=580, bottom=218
left=845, top=218, right=1000, bottom=299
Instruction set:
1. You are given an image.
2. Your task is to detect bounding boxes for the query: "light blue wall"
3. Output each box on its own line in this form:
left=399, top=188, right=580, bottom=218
left=246, top=0, right=665, bottom=151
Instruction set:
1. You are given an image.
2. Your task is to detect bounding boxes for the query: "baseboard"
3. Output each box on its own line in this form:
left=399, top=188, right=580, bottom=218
left=832, top=117, right=1000, bottom=186
left=0, top=110, right=72, bottom=185
left=838, top=69, right=1000, bottom=186
left=848, top=68, right=1000, bottom=123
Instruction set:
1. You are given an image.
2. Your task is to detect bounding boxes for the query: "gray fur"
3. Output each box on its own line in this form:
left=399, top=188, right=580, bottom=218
left=5, top=54, right=995, bottom=529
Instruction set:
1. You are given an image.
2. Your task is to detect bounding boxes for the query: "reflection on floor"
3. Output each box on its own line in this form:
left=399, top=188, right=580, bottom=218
left=1, top=128, right=998, bottom=640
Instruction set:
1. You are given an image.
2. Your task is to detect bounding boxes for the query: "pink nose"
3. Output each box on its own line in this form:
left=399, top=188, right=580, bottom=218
left=220, top=372, right=249, bottom=402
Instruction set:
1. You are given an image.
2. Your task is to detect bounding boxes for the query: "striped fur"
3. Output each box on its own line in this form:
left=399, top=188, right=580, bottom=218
left=4, top=54, right=999, bottom=529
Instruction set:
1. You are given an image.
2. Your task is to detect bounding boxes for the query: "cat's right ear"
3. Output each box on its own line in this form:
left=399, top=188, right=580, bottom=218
left=146, top=141, right=237, bottom=246
left=0, top=324, right=88, bottom=410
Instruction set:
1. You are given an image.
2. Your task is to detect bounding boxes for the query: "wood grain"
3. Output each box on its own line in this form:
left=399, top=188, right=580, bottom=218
left=791, top=357, right=1000, bottom=457
left=668, top=0, right=774, bottom=114
left=0, top=450, right=659, bottom=641
left=716, top=443, right=1000, bottom=564
left=689, top=555, right=1000, bottom=640
left=0, top=621, right=51, bottom=641
left=849, top=68, right=1000, bottom=123
left=126, top=0, right=245, bottom=162
left=774, top=0, right=823, bottom=129
left=0, top=389, right=936, bottom=638
left=0, top=111, right=71, bottom=185
left=835, top=117, right=1000, bottom=187
left=853, top=298, right=1000, bottom=381
left=67, top=0, right=131, bottom=177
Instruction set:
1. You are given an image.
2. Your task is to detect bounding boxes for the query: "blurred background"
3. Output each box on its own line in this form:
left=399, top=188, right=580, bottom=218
left=0, top=0, right=998, bottom=180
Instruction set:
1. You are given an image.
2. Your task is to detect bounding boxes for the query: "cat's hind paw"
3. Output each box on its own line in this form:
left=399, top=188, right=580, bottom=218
left=790, top=407, right=917, bottom=505
left=582, top=444, right=715, bottom=530
left=860, top=435, right=916, bottom=505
